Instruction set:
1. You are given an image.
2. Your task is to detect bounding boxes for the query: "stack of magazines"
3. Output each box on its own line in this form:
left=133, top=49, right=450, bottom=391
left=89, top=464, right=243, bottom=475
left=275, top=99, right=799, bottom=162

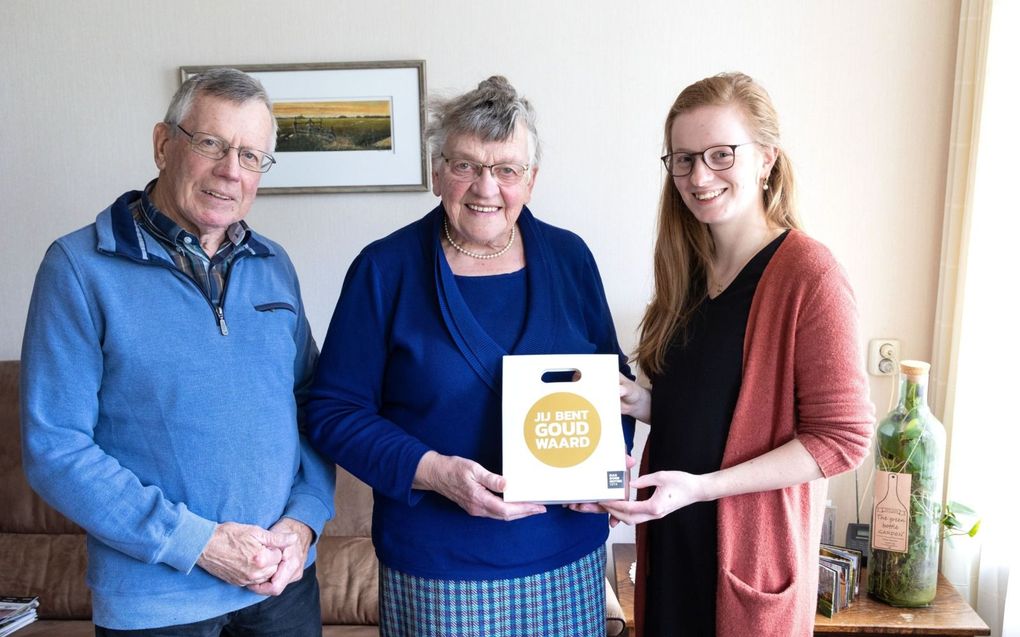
left=0, top=597, right=39, bottom=636
left=816, top=544, right=863, bottom=617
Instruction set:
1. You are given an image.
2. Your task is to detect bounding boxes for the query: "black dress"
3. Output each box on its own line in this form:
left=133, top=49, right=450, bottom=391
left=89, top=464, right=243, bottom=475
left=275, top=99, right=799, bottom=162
left=643, top=231, right=788, bottom=636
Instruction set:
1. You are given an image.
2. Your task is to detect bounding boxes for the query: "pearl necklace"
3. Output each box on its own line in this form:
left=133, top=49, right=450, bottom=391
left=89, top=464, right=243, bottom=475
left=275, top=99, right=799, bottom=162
left=443, top=217, right=516, bottom=260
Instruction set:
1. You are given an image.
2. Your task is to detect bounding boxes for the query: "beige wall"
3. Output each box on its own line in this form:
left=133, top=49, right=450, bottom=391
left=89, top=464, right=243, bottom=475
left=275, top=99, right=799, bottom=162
left=0, top=0, right=960, bottom=547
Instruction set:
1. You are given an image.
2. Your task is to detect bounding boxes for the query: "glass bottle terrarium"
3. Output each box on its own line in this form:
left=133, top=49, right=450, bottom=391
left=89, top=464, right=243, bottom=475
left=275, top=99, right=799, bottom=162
left=868, top=360, right=946, bottom=607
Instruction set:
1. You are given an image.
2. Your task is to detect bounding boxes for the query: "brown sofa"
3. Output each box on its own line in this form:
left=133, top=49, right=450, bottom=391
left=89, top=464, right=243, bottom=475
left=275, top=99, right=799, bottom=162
left=0, top=360, right=625, bottom=636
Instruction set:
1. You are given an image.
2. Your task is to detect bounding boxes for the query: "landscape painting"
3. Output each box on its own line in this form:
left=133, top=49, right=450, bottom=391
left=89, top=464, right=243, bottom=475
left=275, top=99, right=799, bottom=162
left=274, top=99, right=393, bottom=152
left=181, top=60, right=427, bottom=193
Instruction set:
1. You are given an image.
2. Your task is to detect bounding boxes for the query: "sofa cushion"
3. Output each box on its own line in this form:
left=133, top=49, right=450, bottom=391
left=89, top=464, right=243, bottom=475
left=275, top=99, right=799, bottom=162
left=323, top=467, right=373, bottom=538
left=1, top=360, right=92, bottom=620
left=10, top=620, right=95, bottom=637
left=0, top=532, right=91, bottom=619
left=322, top=626, right=380, bottom=637
left=316, top=536, right=379, bottom=625
left=0, top=361, right=83, bottom=536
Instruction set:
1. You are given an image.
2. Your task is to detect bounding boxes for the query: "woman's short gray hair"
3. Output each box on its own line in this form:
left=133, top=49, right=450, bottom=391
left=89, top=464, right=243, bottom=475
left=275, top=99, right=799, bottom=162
left=163, top=68, right=277, bottom=149
left=427, top=76, right=541, bottom=167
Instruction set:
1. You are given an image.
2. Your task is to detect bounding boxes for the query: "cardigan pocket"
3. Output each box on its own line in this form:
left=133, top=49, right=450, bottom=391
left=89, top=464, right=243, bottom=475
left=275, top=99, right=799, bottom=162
left=718, top=566, right=800, bottom=636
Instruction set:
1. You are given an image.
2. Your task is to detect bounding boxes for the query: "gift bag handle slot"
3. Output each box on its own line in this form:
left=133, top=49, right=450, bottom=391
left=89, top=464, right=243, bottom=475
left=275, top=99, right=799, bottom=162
left=541, top=369, right=582, bottom=383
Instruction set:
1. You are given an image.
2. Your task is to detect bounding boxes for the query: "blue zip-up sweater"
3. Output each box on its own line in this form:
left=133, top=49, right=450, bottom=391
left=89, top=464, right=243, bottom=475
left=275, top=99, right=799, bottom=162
left=307, top=205, right=633, bottom=580
left=20, top=190, right=335, bottom=630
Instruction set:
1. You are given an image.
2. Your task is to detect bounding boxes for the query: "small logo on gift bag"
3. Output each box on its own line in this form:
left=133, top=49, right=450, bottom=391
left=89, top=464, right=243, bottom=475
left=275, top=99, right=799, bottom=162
left=606, top=471, right=626, bottom=488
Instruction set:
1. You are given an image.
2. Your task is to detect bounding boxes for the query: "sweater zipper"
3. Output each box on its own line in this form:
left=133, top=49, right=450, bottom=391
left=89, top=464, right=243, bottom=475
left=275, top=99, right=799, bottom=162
left=181, top=267, right=230, bottom=337
left=178, top=246, right=238, bottom=337
left=215, top=258, right=236, bottom=336
left=215, top=305, right=229, bottom=336
left=171, top=245, right=233, bottom=337
left=116, top=251, right=233, bottom=336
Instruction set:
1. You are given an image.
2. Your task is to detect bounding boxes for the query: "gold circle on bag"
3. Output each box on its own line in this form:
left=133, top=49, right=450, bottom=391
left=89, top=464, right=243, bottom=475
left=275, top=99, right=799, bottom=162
left=523, top=392, right=601, bottom=468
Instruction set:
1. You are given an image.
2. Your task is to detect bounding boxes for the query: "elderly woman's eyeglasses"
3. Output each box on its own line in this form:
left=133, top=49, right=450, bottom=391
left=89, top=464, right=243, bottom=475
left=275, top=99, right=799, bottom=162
left=176, top=125, right=277, bottom=173
left=660, top=142, right=756, bottom=177
left=440, top=154, right=530, bottom=186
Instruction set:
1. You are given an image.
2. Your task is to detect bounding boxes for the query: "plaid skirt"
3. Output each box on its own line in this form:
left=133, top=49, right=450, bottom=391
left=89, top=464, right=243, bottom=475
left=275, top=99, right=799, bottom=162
left=379, top=545, right=606, bottom=637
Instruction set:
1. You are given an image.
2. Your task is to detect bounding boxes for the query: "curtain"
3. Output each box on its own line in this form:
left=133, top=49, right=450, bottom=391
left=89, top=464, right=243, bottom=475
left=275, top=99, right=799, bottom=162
left=934, top=1, right=1020, bottom=636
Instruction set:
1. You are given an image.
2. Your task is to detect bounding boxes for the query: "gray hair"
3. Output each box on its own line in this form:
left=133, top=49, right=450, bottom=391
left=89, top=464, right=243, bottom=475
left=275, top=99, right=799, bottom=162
left=427, top=75, right=541, bottom=167
left=164, top=67, right=277, bottom=150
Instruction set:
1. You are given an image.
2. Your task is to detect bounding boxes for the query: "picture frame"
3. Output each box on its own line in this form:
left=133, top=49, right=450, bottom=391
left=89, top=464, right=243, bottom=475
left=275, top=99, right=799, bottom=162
left=180, top=61, right=428, bottom=194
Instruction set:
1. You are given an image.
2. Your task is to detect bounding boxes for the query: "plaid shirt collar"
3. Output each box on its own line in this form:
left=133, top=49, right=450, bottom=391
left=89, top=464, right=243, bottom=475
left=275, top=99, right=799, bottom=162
left=137, top=179, right=252, bottom=263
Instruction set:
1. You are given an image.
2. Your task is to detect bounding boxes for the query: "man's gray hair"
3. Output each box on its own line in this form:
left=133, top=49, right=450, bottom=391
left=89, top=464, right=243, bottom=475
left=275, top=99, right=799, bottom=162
left=164, top=68, right=277, bottom=150
left=427, top=76, right=541, bottom=167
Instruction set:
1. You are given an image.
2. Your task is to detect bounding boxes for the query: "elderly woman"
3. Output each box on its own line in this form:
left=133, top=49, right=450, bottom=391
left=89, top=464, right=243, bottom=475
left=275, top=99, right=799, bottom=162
left=307, top=76, right=634, bottom=636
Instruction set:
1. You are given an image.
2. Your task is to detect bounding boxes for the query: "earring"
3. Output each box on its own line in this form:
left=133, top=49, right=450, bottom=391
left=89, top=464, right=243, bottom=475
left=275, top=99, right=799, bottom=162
left=762, top=181, right=769, bottom=191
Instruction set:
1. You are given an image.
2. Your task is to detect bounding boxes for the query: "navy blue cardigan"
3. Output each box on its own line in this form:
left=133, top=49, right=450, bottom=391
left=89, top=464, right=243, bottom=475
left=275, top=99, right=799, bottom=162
left=307, top=205, right=633, bottom=579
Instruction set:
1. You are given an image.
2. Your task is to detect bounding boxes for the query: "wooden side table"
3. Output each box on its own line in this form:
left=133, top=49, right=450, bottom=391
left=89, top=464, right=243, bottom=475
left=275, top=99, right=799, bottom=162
left=815, top=570, right=989, bottom=636
left=613, top=543, right=989, bottom=636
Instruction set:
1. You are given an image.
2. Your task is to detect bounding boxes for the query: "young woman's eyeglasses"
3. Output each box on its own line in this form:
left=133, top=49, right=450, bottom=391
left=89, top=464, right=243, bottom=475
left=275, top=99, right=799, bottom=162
left=177, top=125, right=276, bottom=173
left=440, top=154, right=530, bottom=186
left=660, top=142, right=756, bottom=177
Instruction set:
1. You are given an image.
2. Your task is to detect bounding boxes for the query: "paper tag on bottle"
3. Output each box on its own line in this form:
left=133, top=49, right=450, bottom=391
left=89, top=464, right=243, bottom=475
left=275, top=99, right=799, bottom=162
left=871, top=470, right=911, bottom=553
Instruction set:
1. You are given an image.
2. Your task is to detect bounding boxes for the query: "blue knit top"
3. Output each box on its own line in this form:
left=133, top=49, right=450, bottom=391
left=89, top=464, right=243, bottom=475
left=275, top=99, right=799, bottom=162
left=455, top=268, right=527, bottom=353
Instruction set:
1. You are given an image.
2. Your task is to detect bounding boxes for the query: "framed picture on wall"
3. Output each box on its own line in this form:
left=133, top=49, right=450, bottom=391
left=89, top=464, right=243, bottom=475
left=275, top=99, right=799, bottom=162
left=180, top=60, right=428, bottom=194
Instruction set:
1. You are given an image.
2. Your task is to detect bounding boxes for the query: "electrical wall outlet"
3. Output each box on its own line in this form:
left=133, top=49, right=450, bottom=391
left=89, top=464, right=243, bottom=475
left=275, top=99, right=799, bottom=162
left=867, top=339, right=900, bottom=376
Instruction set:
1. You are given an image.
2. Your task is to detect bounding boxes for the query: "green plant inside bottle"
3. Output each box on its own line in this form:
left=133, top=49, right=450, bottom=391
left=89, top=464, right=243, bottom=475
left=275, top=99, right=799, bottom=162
left=868, top=361, right=946, bottom=607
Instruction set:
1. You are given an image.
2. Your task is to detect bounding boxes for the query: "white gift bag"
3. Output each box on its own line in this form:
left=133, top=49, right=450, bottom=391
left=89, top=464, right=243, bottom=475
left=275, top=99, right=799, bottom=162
left=502, top=354, right=627, bottom=503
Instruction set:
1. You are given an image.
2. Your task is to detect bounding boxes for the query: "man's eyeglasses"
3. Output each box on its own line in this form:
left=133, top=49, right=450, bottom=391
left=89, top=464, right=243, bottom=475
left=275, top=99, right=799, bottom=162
left=440, top=153, right=530, bottom=186
left=660, top=142, right=756, bottom=177
left=176, top=125, right=276, bottom=173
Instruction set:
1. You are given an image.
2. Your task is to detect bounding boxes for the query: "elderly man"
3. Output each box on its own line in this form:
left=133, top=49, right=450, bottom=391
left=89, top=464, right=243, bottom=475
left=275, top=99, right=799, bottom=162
left=20, top=68, right=334, bottom=636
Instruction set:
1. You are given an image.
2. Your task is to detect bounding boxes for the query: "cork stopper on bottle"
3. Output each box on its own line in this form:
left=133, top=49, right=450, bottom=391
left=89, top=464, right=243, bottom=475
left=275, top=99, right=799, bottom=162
left=900, top=360, right=931, bottom=378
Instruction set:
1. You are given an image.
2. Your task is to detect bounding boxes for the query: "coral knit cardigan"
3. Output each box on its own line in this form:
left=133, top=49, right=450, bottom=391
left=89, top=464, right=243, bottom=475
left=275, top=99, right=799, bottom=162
left=634, top=230, right=875, bottom=636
